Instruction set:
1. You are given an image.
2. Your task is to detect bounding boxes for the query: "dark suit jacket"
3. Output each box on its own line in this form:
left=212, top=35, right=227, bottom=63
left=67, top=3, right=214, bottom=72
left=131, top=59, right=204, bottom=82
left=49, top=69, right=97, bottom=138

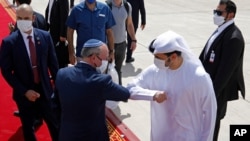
left=127, top=0, right=146, bottom=30
left=199, top=23, right=245, bottom=119
left=33, top=11, right=47, bottom=31
left=45, top=0, right=69, bottom=44
left=0, top=28, right=59, bottom=102
left=55, top=63, right=130, bottom=141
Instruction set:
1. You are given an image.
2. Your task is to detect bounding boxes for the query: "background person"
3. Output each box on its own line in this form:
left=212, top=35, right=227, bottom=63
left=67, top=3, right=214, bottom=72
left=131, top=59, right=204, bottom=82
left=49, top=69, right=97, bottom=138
left=66, top=0, right=116, bottom=64
left=199, top=1, right=245, bottom=140
left=45, top=0, right=69, bottom=68
left=126, top=0, right=146, bottom=63
left=107, top=0, right=137, bottom=85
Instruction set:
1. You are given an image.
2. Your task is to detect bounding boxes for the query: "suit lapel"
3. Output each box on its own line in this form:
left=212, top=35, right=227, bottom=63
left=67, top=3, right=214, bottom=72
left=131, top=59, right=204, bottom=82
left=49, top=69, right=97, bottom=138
left=17, top=31, right=31, bottom=65
left=204, top=35, right=222, bottom=60
left=204, top=28, right=227, bottom=61
left=33, top=29, right=42, bottom=64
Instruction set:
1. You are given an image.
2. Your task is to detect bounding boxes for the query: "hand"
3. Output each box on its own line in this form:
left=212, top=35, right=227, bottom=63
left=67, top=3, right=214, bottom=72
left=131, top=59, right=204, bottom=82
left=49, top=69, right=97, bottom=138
left=69, top=53, right=76, bottom=65
left=25, top=90, right=40, bottom=102
left=153, top=91, right=167, bottom=103
left=59, top=36, right=66, bottom=42
left=140, top=24, right=146, bottom=30
left=130, top=42, right=136, bottom=52
left=108, top=52, right=114, bottom=63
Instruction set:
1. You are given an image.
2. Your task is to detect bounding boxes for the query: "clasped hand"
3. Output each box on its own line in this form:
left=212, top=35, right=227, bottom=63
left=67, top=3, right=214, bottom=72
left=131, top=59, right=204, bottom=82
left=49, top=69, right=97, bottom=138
left=153, top=91, right=167, bottom=103
left=25, top=90, right=40, bottom=102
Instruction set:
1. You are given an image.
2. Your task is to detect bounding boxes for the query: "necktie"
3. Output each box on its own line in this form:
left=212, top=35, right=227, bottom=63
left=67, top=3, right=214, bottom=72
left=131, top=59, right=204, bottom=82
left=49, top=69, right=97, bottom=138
left=27, top=35, right=40, bottom=83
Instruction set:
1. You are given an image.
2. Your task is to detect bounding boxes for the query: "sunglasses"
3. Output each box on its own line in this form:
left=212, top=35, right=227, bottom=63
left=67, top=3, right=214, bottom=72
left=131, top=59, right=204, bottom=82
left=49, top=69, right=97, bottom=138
left=213, top=10, right=227, bottom=16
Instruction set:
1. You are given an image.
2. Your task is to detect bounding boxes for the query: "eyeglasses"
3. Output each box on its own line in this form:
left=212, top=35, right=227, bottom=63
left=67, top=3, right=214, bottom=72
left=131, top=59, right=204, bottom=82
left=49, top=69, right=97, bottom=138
left=95, top=54, right=108, bottom=61
left=213, top=10, right=227, bottom=16
left=95, top=55, right=102, bottom=61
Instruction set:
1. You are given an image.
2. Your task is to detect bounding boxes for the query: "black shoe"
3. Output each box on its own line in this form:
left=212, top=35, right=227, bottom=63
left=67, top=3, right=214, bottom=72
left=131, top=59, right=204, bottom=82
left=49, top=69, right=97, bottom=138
left=13, top=110, right=20, bottom=117
left=126, top=57, right=135, bottom=63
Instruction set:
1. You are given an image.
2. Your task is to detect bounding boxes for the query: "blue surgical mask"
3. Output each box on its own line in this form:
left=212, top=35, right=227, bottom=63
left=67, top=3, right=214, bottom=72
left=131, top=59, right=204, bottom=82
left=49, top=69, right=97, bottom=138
left=86, top=0, right=96, bottom=4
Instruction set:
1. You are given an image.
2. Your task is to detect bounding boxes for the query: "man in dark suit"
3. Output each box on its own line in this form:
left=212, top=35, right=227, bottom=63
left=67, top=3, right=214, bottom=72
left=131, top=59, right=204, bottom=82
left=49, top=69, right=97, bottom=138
left=55, top=39, right=130, bottom=141
left=45, top=0, right=69, bottom=68
left=0, top=4, right=59, bottom=141
left=126, top=0, right=146, bottom=63
left=8, top=0, right=47, bottom=126
left=199, top=1, right=245, bottom=141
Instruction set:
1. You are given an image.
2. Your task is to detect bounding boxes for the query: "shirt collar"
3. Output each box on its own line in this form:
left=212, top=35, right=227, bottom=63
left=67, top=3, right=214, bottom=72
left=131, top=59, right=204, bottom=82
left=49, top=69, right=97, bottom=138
left=111, top=0, right=124, bottom=8
left=83, top=1, right=101, bottom=11
left=19, top=27, right=34, bottom=39
left=217, top=19, right=234, bottom=32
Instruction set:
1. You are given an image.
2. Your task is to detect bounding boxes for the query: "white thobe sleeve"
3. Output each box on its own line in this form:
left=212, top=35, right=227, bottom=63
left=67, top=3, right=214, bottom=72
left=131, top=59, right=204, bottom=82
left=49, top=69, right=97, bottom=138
left=199, top=75, right=217, bottom=141
left=127, top=67, right=158, bottom=101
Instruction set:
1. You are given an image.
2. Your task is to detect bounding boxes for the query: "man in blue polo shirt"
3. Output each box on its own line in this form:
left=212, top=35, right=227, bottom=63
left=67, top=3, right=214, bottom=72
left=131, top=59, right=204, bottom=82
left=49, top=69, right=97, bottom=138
left=66, top=0, right=116, bottom=64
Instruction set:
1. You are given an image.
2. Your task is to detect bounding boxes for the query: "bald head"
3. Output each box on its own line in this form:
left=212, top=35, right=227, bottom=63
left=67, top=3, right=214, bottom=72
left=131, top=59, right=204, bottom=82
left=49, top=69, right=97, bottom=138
left=16, top=4, right=34, bottom=20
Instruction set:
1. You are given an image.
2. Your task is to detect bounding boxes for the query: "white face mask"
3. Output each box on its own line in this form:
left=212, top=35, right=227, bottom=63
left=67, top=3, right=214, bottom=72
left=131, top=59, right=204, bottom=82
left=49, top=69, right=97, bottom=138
left=17, top=20, right=33, bottom=32
left=154, top=58, right=166, bottom=70
left=96, top=60, right=109, bottom=73
left=213, top=14, right=225, bottom=26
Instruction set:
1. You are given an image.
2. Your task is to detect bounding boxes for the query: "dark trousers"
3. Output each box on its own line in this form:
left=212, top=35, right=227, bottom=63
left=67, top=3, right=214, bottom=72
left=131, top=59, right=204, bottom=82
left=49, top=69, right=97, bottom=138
left=54, top=41, right=69, bottom=68
left=213, top=97, right=227, bottom=141
left=16, top=84, right=59, bottom=141
left=126, top=27, right=137, bottom=60
left=213, top=118, right=220, bottom=141
left=114, top=41, right=127, bottom=85
left=70, top=0, right=74, bottom=7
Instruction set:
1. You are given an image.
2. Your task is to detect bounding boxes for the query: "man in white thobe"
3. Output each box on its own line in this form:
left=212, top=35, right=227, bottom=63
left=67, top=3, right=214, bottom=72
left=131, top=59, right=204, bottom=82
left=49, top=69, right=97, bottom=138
left=127, top=31, right=217, bottom=141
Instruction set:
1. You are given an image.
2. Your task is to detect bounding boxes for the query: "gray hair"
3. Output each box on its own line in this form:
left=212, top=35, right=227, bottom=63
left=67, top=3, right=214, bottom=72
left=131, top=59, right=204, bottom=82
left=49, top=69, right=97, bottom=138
left=81, top=47, right=101, bottom=58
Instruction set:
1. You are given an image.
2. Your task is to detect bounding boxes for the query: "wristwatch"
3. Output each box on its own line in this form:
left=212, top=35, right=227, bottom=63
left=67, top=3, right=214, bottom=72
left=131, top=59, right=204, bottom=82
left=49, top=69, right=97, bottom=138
left=109, top=49, right=114, bottom=53
left=132, top=40, right=137, bottom=43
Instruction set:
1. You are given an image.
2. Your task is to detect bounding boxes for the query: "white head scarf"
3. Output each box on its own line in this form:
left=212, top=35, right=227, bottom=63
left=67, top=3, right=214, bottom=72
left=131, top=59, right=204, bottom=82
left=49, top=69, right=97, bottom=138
left=152, top=30, right=202, bottom=66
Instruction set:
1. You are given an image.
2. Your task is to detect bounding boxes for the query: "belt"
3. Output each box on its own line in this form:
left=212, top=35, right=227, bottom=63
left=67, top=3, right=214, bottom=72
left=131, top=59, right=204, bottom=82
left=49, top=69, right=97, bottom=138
left=115, top=41, right=126, bottom=46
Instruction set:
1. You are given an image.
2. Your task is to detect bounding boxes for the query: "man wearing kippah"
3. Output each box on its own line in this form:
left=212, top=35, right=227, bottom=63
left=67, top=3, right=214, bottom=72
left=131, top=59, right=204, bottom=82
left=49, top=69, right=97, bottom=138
left=55, top=39, right=130, bottom=141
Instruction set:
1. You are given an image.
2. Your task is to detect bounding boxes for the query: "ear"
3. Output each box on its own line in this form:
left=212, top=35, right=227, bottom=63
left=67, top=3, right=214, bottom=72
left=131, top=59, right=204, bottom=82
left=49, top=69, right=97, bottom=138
left=90, top=54, right=97, bottom=61
left=227, top=11, right=235, bottom=19
left=171, top=53, right=177, bottom=60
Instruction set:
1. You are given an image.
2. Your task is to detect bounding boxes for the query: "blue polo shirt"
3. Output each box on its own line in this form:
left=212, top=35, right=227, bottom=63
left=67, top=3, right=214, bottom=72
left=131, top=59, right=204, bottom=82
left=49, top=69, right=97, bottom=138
left=66, top=2, right=116, bottom=57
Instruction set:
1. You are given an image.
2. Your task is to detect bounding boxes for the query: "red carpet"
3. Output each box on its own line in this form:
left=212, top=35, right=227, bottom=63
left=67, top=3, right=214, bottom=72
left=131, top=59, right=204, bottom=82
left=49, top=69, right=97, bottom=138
left=0, top=0, right=139, bottom=140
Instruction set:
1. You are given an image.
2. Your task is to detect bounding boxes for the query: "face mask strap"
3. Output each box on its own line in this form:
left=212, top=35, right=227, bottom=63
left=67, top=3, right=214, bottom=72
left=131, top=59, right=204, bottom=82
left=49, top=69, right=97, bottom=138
left=103, top=61, right=110, bottom=74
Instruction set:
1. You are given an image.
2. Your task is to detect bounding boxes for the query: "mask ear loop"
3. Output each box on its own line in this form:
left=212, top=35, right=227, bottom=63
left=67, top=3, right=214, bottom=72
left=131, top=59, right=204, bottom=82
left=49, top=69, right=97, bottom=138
left=104, top=62, right=109, bottom=74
